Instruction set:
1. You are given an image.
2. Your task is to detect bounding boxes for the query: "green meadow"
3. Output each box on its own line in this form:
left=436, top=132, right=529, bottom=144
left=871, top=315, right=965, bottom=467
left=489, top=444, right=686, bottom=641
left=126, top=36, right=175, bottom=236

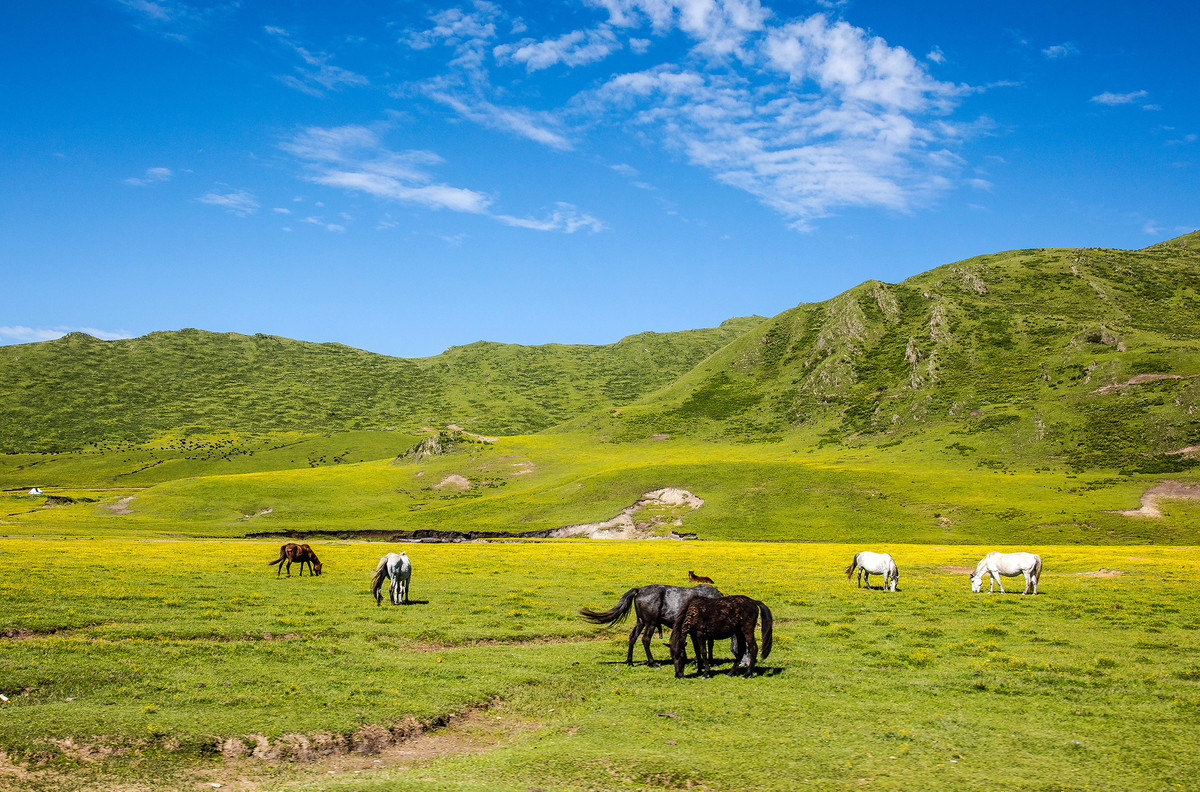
left=2, top=538, right=1199, bottom=791
left=4, top=234, right=1200, bottom=789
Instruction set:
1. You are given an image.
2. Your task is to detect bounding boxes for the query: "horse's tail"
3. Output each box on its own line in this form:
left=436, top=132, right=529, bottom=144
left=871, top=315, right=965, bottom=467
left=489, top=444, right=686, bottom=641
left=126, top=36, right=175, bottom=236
left=369, top=557, right=388, bottom=600
left=757, top=600, right=773, bottom=660
left=268, top=557, right=284, bottom=566
left=1033, top=554, right=1043, bottom=582
left=579, top=587, right=639, bottom=626
left=844, top=553, right=859, bottom=579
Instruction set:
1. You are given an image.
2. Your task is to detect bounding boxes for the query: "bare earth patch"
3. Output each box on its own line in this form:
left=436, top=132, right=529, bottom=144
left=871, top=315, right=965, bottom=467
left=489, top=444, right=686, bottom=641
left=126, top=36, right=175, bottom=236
left=6, top=709, right=539, bottom=792
left=445, top=424, right=498, bottom=443
left=1078, top=569, right=1125, bottom=577
left=108, top=496, right=135, bottom=515
left=938, top=566, right=975, bottom=574
left=546, top=488, right=705, bottom=539
left=434, top=474, right=471, bottom=490
left=1094, top=373, right=1194, bottom=395
left=1113, top=480, right=1200, bottom=518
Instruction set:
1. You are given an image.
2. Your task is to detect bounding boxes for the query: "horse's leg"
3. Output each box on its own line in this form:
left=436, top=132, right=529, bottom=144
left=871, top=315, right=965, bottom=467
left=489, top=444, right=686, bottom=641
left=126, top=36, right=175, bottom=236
left=642, top=622, right=660, bottom=667
left=742, top=627, right=758, bottom=677
left=690, top=634, right=708, bottom=677
left=624, top=618, right=643, bottom=665
left=996, top=573, right=1006, bottom=594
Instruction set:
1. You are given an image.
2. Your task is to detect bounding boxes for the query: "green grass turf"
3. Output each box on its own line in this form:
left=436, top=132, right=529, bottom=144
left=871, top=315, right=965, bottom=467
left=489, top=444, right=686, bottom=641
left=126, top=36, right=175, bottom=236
left=1, top=539, right=1198, bottom=791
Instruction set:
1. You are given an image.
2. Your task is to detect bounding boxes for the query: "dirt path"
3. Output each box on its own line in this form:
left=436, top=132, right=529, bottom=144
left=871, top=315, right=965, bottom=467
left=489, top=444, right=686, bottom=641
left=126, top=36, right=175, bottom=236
left=1114, top=480, right=1200, bottom=518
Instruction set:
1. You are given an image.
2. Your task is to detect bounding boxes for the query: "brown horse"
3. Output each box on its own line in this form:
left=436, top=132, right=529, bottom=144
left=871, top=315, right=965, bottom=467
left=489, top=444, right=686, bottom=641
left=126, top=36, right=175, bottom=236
left=670, top=594, right=772, bottom=679
left=268, top=543, right=322, bottom=577
left=688, top=570, right=715, bottom=585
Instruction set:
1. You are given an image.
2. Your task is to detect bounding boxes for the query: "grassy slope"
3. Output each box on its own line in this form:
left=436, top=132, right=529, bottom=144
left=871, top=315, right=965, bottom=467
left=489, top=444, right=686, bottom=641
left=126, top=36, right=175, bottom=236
left=2, top=234, right=1199, bottom=546
left=573, top=233, right=1200, bottom=471
left=0, top=317, right=764, bottom=451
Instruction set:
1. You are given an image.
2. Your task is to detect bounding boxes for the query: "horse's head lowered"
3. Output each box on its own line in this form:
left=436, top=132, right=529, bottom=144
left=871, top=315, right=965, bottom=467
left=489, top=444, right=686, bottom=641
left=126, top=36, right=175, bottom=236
left=969, top=571, right=983, bottom=592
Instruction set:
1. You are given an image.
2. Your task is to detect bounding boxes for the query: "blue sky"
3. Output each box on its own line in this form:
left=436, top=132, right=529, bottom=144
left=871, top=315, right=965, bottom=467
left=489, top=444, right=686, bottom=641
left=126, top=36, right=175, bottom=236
left=2, top=0, right=1196, bottom=358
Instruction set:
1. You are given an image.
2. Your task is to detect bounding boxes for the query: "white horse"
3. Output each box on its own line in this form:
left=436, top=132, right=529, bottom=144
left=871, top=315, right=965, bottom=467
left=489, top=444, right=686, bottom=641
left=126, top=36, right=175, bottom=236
left=970, top=551, right=1042, bottom=595
left=845, top=551, right=899, bottom=592
left=371, top=552, right=412, bottom=606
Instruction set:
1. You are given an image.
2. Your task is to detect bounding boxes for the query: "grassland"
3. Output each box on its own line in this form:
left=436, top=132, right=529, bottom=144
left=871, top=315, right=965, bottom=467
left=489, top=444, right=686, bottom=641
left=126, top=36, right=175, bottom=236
left=3, top=429, right=1198, bottom=547
left=3, top=234, right=1200, bottom=789
left=2, top=538, right=1199, bottom=791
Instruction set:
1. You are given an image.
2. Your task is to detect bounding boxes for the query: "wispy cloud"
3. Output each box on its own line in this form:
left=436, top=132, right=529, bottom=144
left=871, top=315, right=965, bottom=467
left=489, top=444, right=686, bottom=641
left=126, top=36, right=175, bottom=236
left=0, top=326, right=131, bottom=344
left=1091, top=89, right=1149, bottom=106
left=197, top=188, right=260, bottom=216
left=494, top=25, right=621, bottom=71
left=115, top=0, right=237, bottom=41
left=403, top=3, right=970, bottom=230
left=281, top=125, right=602, bottom=231
left=1042, top=42, right=1078, bottom=59
left=578, top=12, right=966, bottom=228
left=265, top=26, right=368, bottom=96
left=496, top=202, right=605, bottom=233
left=591, top=0, right=770, bottom=58
left=123, top=166, right=174, bottom=186
left=427, top=91, right=572, bottom=150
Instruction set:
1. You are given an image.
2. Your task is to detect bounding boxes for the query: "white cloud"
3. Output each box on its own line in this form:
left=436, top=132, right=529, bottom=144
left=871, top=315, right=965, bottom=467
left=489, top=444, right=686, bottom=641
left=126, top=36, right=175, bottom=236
left=495, top=25, right=621, bottom=71
left=197, top=189, right=260, bottom=216
left=0, top=326, right=131, bottom=344
left=428, top=91, right=571, bottom=150
left=402, top=2, right=970, bottom=230
left=281, top=124, right=600, bottom=230
left=587, top=21, right=963, bottom=227
left=1042, top=42, right=1078, bottom=59
left=403, top=6, right=500, bottom=80
left=1091, top=89, right=1149, bottom=106
left=495, top=202, right=606, bottom=232
left=926, top=47, right=945, bottom=64
left=123, top=166, right=174, bottom=186
left=115, top=0, right=236, bottom=41
left=266, top=26, right=369, bottom=97
left=302, top=216, right=347, bottom=233
left=589, top=0, right=770, bottom=57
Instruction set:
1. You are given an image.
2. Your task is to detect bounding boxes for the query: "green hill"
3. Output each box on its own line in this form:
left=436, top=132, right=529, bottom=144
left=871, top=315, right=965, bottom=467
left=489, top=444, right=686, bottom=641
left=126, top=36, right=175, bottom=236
left=0, top=318, right=763, bottom=452
left=579, top=232, right=1200, bottom=473
left=3, top=232, right=1200, bottom=545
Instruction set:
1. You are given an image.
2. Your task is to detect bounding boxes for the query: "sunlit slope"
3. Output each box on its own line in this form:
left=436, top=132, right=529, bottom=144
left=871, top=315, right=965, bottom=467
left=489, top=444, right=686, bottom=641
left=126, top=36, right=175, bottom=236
left=0, top=317, right=763, bottom=451
left=9, top=432, right=1199, bottom=545
left=575, top=233, right=1200, bottom=473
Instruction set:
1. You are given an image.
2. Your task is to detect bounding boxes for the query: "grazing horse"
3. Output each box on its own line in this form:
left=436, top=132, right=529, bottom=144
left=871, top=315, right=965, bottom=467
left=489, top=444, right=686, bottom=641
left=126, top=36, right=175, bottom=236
left=295, top=544, right=321, bottom=577
left=371, top=552, right=412, bottom=605
left=268, top=543, right=322, bottom=577
left=579, top=584, right=722, bottom=667
left=688, top=570, right=715, bottom=585
left=670, top=595, right=773, bottom=679
left=970, top=551, right=1042, bottom=595
left=844, top=551, right=899, bottom=592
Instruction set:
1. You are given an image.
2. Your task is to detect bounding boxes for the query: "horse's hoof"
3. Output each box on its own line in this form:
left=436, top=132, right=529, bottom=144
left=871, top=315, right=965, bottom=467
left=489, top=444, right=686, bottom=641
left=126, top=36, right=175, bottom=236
left=647, top=661, right=659, bottom=668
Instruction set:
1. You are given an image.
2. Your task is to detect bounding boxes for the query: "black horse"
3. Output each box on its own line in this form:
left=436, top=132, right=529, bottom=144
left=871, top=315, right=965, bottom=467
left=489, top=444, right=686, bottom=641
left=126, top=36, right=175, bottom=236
left=579, top=584, right=722, bottom=667
left=670, top=594, right=773, bottom=679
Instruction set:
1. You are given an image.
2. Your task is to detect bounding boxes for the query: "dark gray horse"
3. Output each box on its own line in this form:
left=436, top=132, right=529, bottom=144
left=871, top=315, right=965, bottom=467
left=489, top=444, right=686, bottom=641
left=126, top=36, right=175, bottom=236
left=579, top=584, right=722, bottom=667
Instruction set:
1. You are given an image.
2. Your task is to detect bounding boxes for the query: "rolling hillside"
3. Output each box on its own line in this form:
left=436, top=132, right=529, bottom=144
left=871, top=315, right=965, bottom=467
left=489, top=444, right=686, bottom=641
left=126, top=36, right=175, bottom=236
left=3, top=232, right=1200, bottom=545
left=0, top=317, right=763, bottom=452
left=577, top=231, right=1200, bottom=472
